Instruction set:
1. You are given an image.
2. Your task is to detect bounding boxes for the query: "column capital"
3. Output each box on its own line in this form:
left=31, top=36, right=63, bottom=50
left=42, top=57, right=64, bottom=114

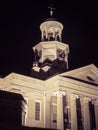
left=83, top=97, right=91, bottom=103
left=94, top=99, right=98, bottom=105
left=70, top=94, right=79, bottom=100
left=54, top=90, right=65, bottom=97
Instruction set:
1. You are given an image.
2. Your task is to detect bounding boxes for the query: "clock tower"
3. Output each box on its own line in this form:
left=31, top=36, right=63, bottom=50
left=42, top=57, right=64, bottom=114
left=31, top=8, right=69, bottom=80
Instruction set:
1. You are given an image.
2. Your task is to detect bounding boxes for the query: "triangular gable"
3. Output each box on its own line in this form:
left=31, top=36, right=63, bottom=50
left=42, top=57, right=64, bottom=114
left=60, top=64, right=98, bottom=86
left=2, top=72, right=46, bottom=92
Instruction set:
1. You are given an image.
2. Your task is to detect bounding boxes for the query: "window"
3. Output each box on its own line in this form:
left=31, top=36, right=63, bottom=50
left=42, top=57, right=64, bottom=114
left=35, top=101, right=41, bottom=121
left=52, top=104, right=57, bottom=123
left=51, top=96, right=57, bottom=123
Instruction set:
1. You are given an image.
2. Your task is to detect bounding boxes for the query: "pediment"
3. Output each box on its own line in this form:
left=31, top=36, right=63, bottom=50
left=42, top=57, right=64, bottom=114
left=60, top=64, right=98, bottom=86
left=2, top=72, right=46, bottom=92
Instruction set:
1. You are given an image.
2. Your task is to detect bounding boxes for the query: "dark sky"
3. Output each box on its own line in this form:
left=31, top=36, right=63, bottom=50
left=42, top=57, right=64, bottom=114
left=0, top=0, right=97, bottom=77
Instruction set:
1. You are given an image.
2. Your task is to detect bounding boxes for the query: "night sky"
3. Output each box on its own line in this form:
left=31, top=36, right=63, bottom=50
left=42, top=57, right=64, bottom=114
left=0, top=0, right=97, bottom=77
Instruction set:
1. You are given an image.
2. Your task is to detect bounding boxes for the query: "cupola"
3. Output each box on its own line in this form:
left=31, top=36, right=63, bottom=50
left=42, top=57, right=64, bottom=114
left=31, top=7, right=70, bottom=80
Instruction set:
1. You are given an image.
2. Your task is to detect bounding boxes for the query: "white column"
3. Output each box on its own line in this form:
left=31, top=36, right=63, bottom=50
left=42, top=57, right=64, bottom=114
left=45, top=96, right=51, bottom=128
left=44, top=92, right=46, bottom=128
left=23, top=97, right=28, bottom=126
left=83, top=97, right=90, bottom=130
left=70, top=94, right=78, bottom=130
left=54, top=91, right=65, bottom=130
left=94, top=100, right=98, bottom=130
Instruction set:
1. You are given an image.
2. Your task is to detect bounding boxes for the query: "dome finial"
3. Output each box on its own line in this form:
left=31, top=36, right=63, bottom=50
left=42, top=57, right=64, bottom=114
left=48, top=4, right=56, bottom=16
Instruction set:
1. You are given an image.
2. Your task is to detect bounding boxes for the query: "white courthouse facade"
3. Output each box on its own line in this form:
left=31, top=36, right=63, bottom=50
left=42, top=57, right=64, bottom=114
left=0, top=9, right=98, bottom=130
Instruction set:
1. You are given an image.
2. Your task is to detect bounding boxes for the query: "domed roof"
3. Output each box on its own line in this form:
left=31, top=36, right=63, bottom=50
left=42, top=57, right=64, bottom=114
left=40, top=5, right=64, bottom=31
left=40, top=17, right=63, bottom=31
left=45, top=17, right=57, bottom=21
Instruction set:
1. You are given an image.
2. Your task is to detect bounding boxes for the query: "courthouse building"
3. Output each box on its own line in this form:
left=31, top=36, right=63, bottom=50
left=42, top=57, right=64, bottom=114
left=0, top=9, right=98, bottom=130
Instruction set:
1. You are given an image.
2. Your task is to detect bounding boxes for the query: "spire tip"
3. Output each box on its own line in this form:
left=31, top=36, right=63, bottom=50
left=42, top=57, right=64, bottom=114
left=48, top=5, right=56, bottom=16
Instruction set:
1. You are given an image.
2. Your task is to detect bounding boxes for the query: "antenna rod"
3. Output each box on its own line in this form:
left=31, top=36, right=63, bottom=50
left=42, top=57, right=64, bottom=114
left=48, top=6, right=56, bottom=16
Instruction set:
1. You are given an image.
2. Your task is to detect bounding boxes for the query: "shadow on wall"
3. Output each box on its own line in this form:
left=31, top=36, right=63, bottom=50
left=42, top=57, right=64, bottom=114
left=31, top=58, right=67, bottom=80
left=0, top=124, right=57, bottom=130
left=0, top=90, right=26, bottom=126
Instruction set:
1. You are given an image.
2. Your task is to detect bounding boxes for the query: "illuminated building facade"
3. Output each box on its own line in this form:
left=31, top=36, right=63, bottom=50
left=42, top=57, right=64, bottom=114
left=0, top=9, right=98, bottom=130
